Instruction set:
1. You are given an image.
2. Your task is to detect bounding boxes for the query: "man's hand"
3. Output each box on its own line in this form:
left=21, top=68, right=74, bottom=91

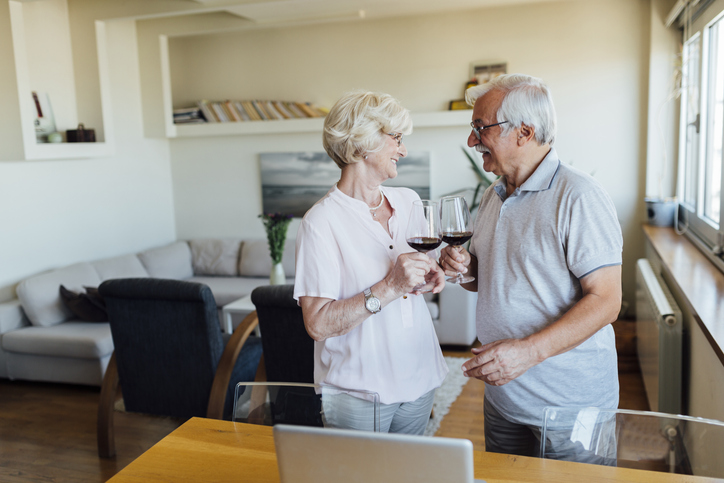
left=440, top=245, right=471, bottom=279
left=461, top=338, right=541, bottom=386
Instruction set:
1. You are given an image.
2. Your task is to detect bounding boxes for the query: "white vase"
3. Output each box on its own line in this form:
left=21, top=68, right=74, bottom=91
left=270, top=262, right=286, bottom=285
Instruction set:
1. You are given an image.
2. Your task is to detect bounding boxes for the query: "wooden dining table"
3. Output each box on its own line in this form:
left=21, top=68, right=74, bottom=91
left=108, top=417, right=723, bottom=482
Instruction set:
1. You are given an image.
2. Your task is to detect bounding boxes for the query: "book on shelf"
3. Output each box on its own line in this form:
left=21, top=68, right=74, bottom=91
left=173, top=107, right=205, bottom=124
left=234, top=101, right=251, bottom=121
left=210, top=102, right=229, bottom=122
left=189, top=99, right=328, bottom=123
left=241, top=101, right=262, bottom=121
left=196, top=101, right=217, bottom=122
left=285, top=101, right=306, bottom=119
left=223, top=100, right=243, bottom=122
left=264, top=101, right=283, bottom=120
left=252, top=100, right=271, bottom=120
left=273, top=101, right=294, bottom=119
left=296, top=102, right=326, bottom=118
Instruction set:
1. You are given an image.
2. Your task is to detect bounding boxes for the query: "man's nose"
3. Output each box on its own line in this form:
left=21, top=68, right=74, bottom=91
left=467, top=131, right=479, bottom=147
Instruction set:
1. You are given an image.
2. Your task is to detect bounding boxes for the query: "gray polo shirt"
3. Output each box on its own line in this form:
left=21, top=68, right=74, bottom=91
left=469, top=147, right=622, bottom=426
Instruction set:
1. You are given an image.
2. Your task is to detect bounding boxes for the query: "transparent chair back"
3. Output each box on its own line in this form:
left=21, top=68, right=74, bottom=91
left=233, top=382, right=380, bottom=432
left=540, top=407, right=724, bottom=478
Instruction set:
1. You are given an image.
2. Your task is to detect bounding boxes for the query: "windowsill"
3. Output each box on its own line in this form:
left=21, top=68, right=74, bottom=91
left=642, top=224, right=724, bottom=365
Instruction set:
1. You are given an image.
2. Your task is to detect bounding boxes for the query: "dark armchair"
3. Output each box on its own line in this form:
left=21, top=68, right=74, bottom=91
left=251, top=284, right=314, bottom=383
left=96, top=278, right=262, bottom=458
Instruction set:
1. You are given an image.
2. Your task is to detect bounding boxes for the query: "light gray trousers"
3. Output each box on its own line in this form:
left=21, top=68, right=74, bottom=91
left=322, top=389, right=435, bottom=435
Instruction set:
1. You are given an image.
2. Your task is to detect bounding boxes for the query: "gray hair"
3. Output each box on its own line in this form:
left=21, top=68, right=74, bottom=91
left=323, top=90, right=412, bottom=169
left=465, top=74, right=556, bottom=146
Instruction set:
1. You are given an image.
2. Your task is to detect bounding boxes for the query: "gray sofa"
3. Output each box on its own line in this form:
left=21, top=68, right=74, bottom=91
left=0, top=238, right=477, bottom=388
left=0, top=238, right=295, bottom=387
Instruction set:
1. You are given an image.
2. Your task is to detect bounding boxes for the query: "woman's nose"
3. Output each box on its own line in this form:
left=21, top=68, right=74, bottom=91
left=399, top=142, right=408, bottom=157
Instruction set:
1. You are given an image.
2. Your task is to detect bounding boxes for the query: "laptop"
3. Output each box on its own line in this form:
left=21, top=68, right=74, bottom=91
left=273, top=424, right=486, bottom=483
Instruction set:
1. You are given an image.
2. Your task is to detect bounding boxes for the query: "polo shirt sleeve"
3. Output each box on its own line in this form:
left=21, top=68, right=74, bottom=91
left=293, top=216, right=341, bottom=302
left=565, top=186, right=623, bottom=279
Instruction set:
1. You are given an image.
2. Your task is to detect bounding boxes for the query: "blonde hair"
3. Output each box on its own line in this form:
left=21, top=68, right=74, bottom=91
left=323, top=91, right=412, bottom=169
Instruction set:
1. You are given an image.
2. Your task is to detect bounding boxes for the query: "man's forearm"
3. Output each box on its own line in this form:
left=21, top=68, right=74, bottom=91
left=525, top=266, right=621, bottom=363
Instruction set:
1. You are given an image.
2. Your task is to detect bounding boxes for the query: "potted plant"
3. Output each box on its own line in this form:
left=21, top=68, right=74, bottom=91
left=259, top=212, right=293, bottom=284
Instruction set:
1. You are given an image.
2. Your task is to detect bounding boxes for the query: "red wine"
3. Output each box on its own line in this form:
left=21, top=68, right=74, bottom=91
left=442, top=231, right=472, bottom=246
left=407, top=237, right=442, bottom=252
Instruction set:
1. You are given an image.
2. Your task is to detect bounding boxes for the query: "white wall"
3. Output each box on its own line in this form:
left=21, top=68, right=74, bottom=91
left=167, top=0, right=652, bottom=309
left=645, top=0, right=680, bottom=200
left=0, top=4, right=176, bottom=301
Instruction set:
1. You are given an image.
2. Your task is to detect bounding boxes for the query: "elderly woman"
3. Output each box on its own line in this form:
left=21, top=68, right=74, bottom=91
left=293, top=90, right=448, bottom=434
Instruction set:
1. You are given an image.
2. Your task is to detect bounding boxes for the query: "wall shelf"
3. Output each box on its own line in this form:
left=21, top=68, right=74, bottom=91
left=171, top=109, right=473, bottom=138
left=7, top=0, right=114, bottom=160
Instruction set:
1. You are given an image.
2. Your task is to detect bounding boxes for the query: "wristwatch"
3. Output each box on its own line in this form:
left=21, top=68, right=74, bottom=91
left=363, top=288, right=381, bottom=314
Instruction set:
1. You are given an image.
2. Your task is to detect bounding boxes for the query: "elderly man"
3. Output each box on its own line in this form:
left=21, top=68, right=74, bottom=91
left=440, top=73, right=623, bottom=457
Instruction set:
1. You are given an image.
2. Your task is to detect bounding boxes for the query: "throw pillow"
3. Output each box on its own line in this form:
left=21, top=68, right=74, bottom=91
left=59, top=285, right=108, bottom=322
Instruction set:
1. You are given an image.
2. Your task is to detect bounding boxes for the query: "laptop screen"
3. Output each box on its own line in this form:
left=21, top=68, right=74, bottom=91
left=273, top=424, right=485, bottom=483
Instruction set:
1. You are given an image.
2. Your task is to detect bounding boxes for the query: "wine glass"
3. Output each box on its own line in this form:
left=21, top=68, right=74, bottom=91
left=406, top=200, right=442, bottom=292
left=440, top=196, right=475, bottom=284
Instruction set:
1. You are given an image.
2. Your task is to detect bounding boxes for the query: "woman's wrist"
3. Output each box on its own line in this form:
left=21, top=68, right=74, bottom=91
left=372, top=278, right=400, bottom=307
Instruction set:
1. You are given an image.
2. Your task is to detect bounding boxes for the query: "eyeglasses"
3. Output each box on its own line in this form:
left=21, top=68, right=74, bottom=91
left=470, top=121, right=508, bottom=141
left=386, top=132, right=404, bottom=147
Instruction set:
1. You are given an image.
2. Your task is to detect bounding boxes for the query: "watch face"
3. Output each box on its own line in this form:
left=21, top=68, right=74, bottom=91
left=366, top=297, right=381, bottom=312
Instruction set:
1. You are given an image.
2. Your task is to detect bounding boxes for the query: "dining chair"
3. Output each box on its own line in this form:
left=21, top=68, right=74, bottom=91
left=540, top=406, right=724, bottom=478
left=97, top=278, right=263, bottom=458
left=233, top=382, right=381, bottom=432
left=250, top=284, right=315, bottom=383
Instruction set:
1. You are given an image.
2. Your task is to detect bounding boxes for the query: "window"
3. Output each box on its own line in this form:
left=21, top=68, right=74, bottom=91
left=678, top=7, right=724, bottom=250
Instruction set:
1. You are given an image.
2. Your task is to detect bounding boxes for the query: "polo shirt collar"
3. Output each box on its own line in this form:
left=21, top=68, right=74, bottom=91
left=518, top=147, right=559, bottom=192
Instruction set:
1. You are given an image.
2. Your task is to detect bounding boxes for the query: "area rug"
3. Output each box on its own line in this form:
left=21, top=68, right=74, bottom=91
left=424, top=356, right=469, bottom=436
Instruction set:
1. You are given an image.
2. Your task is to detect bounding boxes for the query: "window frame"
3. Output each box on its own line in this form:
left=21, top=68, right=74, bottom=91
left=678, top=6, right=724, bottom=251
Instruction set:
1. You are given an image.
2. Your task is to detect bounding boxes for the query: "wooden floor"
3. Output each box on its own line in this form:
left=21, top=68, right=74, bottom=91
left=0, top=320, right=648, bottom=482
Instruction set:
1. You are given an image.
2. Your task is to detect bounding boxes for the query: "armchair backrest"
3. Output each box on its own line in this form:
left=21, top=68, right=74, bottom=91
left=250, top=284, right=314, bottom=383
left=99, top=278, right=225, bottom=418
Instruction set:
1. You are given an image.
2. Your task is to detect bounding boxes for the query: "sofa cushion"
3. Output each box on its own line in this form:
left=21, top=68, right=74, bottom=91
left=187, top=276, right=269, bottom=307
left=92, top=254, right=149, bottom=281
left=137, top=242, right=193, bottom=279
left=16, top=262, right=102, bottom=327
left=59, top=285, right=107, bottom=322
left=1, top=321, right=113, bottom=359
left=238, top=239, right=295, bottom=278
left=189, top=238, right=242, bottom=276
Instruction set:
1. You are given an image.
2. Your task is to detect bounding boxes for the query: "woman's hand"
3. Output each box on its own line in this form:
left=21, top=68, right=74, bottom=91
left=410, top=259, right=446, bottom=295
left=385, top=252, right=439, bottom=296
left=440, top=245, right=471, bottom=278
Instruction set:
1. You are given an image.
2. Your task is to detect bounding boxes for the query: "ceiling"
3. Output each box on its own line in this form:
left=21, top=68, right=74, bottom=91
left=184, top=0, right=596, bottom=27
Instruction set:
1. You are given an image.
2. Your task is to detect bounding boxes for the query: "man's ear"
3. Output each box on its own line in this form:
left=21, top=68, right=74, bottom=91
left=517, top=124, right=534, bottom=145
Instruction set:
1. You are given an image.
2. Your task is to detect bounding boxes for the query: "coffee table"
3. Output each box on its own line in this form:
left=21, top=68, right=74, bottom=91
left=221, top=295, right=255, bottom=334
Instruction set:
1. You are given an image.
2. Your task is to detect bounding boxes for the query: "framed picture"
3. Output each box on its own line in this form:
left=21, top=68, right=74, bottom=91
left=469, top=61, right=507, bottom=85
left=260, top=151, right=431, bottom=217
left=449, top=99, right=471, bottom=111
left=31, top=91, right=56, bottom=142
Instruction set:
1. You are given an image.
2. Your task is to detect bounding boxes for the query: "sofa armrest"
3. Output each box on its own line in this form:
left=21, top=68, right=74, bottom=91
left=0, top=299, right=30, bottom=334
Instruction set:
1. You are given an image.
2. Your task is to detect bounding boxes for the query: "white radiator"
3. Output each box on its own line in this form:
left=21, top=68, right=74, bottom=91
left=635, top=258, right=683, bottom=414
